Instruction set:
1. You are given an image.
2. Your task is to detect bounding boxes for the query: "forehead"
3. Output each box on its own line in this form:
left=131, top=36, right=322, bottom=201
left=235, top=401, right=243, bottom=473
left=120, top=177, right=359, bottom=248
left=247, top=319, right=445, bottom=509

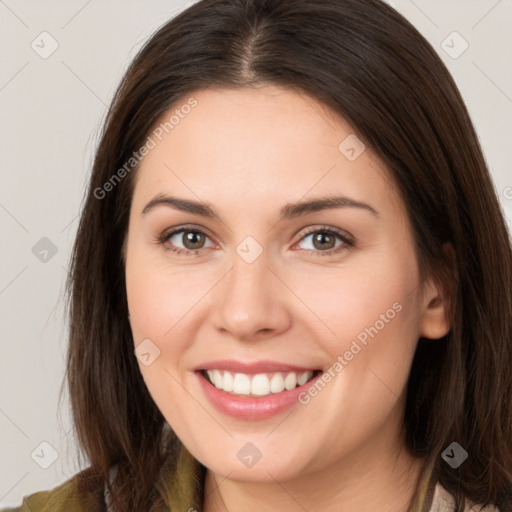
left=131, top=86, right=403, bottom=221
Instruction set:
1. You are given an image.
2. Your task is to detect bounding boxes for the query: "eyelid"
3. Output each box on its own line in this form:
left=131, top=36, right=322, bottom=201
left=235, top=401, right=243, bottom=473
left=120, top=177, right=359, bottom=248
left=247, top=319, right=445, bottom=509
left=294, top=224, right=354, bottom=244
left=158, top=223, right=217, bottom=250
left=159, top=223, right=215, bottom=241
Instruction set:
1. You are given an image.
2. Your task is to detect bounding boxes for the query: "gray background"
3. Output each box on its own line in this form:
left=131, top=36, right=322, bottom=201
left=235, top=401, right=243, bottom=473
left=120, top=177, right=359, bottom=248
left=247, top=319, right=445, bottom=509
left=1, top=0, right=511, bottom=507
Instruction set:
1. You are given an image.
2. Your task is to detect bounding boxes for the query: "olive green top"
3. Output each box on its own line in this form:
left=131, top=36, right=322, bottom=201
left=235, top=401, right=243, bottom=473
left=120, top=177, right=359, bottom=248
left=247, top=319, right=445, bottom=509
left=0, top=446, right=204, bottom=512
left=0, top=446, right=500, bottom=511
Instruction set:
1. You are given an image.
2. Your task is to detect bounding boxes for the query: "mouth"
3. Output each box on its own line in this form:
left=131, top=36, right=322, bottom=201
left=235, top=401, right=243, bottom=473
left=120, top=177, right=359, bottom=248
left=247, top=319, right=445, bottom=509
left=194, top=362, right=325, bottom=420
left=198, top=368, right=322, bottom=397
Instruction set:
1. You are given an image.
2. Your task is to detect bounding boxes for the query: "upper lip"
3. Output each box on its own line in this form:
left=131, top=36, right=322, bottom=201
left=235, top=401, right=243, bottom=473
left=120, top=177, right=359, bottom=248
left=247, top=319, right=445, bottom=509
left=195, top=359, right=319, bottom=374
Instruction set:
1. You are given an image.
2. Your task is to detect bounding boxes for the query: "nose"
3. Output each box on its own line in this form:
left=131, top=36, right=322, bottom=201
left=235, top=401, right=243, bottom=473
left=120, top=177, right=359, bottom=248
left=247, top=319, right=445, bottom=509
left=210, top=250, right=291, bottom=342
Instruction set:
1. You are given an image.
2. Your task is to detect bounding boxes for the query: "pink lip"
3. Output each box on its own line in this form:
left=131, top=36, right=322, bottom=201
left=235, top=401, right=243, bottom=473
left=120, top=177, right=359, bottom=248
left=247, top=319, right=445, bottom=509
left=195, top=359, right=318, bottom=374
left=195, top=369, right=322, bottom=420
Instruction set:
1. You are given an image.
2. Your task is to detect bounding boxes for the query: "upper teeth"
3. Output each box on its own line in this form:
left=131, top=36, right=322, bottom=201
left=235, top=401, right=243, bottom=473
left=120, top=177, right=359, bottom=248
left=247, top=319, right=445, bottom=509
left=205, top=370, right=314, bottom=396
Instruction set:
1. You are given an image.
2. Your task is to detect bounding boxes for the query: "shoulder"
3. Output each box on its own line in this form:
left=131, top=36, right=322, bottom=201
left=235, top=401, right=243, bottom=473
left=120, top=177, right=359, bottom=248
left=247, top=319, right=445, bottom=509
left=0, top=467, right=106, bottom=512
left=430, top=482, right=501, bottom=512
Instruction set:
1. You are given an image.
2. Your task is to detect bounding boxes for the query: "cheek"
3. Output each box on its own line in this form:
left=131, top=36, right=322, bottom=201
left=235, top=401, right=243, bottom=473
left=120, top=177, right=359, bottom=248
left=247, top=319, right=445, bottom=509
left=293, top=254, right=420, bottom=359
left=328, top=261, right=421, bottom=413
left=293, top=250, right=422, bottom=429
left=126, top=253, right=214, bottom=364
left=125, top=258, right=205, bottom=421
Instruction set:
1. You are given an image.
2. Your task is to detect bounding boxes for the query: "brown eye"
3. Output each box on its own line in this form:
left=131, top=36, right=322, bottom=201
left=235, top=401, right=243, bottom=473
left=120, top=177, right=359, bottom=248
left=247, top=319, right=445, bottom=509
left=179, top=230, right=207, bottom=250
left=160, top=227, right=214, bottom=255
left=295, top=226, right=355, bottom=257
left=311, top=232, right=337, bottom=250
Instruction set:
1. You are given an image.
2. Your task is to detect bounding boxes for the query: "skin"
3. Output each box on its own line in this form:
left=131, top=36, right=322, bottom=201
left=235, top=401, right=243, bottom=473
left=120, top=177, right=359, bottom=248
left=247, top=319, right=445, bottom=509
left=124, top=85, right=452, bottom=512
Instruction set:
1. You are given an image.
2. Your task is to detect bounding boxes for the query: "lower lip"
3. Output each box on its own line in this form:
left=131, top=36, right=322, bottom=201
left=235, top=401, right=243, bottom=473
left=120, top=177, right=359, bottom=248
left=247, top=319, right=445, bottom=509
left=195, top=370, right=322, bottom=420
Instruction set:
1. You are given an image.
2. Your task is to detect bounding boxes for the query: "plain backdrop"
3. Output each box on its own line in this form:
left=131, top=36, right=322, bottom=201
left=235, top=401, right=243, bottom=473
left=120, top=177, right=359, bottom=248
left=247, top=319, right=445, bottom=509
left=1, top=0, right=511, bottom=507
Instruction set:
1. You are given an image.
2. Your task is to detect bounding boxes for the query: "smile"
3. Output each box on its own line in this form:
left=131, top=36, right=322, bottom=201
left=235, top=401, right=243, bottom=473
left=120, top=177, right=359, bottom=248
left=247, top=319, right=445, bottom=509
left=203, top=369, right=318, bottom=396
left=195, top=363, right=323, bottom=420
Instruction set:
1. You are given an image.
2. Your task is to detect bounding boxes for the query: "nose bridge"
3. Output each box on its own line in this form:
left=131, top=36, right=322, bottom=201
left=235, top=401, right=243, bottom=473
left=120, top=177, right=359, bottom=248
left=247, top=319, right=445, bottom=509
left=211, top=240, right=288, bottom=338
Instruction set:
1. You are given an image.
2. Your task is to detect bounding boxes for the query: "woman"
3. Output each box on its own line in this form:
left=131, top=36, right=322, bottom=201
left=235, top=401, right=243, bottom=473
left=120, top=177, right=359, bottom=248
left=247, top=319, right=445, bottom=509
left=3, top=0, right=511, bottom=510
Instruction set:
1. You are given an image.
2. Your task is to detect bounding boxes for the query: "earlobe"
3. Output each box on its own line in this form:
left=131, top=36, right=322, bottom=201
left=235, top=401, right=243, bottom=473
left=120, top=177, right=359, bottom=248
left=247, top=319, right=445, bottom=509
left=419, top=284, right=451, bottom=340
left=419, top=242, right=457, bottom=340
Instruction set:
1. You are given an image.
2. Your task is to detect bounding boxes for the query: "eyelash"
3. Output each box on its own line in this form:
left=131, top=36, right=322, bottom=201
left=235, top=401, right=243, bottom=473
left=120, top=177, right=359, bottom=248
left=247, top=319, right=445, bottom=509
left=157, top=225, right=355, bottom=258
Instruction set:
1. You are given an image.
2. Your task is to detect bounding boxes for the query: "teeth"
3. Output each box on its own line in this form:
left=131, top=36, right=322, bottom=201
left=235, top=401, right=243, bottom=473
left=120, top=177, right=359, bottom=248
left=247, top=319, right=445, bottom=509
left=212, top=369, right=222, bottom=388
left=284, top=372, right=297, bottom=390
left=223, top=370, right=234, bottom=392
left=270, top=373, right=284, bottom=393
left=204, top=370, right=314, bottom=396
left=297, top=371, right=310, bottom=386
left=251, top=374, right=270, bottom=396
left=233, top=373, right=251, bottom=394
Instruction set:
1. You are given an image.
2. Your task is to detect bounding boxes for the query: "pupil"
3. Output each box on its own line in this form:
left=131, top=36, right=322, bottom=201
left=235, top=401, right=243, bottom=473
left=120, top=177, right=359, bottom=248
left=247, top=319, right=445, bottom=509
left=313, top=232, right=334, bottom=250
left=184, top=231, right=204, bottom=249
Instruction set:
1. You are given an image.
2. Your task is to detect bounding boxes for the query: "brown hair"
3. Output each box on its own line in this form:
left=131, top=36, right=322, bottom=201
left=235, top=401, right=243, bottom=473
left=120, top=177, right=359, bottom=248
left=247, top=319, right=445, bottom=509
left=61, top=0, right=512, bottom=510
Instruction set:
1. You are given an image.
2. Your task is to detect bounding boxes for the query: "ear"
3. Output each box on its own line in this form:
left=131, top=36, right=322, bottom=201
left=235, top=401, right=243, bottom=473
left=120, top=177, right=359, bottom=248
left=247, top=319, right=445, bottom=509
left=419, top=242, right=457, bottom=340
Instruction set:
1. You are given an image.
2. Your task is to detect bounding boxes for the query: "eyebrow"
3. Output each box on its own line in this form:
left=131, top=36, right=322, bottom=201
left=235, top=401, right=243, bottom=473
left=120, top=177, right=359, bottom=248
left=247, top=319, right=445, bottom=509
left=141, top=194, right=379, bottom=220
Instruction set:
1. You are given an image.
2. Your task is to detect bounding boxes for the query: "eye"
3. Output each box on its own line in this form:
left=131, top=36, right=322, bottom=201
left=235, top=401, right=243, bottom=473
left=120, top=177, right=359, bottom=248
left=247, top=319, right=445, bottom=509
left=158, top=224, right=354, bottom=257
left=158, top=226, right=214, bottom=256
left=293, top=225, right=354, bottom=257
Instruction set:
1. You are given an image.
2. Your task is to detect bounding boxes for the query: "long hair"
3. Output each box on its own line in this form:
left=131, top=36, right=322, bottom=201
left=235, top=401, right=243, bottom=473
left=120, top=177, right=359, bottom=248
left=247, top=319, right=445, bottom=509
left=61, top=0, right=512, bottom=510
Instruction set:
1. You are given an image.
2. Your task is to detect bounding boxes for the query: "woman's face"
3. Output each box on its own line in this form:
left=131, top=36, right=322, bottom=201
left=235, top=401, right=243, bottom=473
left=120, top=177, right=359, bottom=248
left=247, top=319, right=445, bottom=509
left=125, top=85, right=449, bottom=482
